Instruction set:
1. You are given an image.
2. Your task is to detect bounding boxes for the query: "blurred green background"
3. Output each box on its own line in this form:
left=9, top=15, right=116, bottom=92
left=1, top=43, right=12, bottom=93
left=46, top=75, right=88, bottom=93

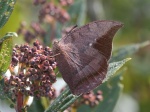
left=0, top=0, right=150, bottom=112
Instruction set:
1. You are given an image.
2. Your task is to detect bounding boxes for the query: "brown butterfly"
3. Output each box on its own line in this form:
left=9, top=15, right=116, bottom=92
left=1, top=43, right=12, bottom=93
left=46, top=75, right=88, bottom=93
left=53, top=20, right=123, bottom=95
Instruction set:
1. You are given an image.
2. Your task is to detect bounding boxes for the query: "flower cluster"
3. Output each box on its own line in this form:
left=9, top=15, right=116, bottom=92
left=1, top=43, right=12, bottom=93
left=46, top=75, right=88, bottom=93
left=81, top=91, right=103, bottom=107
left=18, top=0, right=72, bottom=43
left=33, top=0, right=74, bottom=6
left=17, top=22, right=46, bottom=43
left=64, top=90, right=103, bottom=112
left=4, top=41, right=57, bottom=99
left=59, top=0, right=74, bottom=6
left=39, top=2, right=70, bottom=23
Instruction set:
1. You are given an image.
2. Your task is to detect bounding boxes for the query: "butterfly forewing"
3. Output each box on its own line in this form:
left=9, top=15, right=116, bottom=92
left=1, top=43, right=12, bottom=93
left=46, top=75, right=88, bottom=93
left=53, top=20, right=123, bottom=95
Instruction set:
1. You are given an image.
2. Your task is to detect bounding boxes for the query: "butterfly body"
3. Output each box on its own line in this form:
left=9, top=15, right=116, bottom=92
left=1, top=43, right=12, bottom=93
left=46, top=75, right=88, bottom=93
left=53, top=20, right=123, bottom=95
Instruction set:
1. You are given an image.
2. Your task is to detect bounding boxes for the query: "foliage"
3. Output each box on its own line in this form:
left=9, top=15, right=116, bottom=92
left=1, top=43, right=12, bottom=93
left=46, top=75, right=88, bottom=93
left=0, top=32, right=17, bottom=75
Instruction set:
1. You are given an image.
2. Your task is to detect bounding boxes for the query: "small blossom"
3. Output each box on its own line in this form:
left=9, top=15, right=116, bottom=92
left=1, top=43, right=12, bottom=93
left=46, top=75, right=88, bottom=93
left=80, top=90, right=103, bottom=107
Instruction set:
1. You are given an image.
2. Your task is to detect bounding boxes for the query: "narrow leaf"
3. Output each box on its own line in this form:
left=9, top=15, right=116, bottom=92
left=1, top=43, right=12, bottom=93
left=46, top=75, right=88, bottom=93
left=0, top=32, right=17, bottom=44
left=27, top=99, right=45, bottom=112
left=0, top=32, right=17, bottom=75
left=76, top=0, right=87, bottom=26
left=103, top=58, right=131, bottom=83
left=45, top=87, right=79, bottom=112
left=0, top=78, right=15, bottom=106
left=68, top=0, right=87, bottom=26
left=0, top=0, right=16, bottom=29
left=55, top=22, right=63, bottom=39
left=110, top=41, right=150, bottom=62
left=0, top=79, right=5, bottom=100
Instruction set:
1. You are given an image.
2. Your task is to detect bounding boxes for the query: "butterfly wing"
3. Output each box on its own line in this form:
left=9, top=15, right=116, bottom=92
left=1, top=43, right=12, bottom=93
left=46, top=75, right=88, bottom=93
left=54, top=20, right=123, bottom=95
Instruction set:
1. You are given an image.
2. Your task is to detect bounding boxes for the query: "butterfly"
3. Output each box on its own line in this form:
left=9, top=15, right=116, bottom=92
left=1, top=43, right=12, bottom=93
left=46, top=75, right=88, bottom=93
left=52, top=20, right=123, bottom=95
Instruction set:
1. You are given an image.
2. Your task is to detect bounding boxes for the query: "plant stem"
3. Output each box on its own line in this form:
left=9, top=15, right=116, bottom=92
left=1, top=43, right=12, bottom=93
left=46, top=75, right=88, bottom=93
left=16, top=92, right=24, bottom=112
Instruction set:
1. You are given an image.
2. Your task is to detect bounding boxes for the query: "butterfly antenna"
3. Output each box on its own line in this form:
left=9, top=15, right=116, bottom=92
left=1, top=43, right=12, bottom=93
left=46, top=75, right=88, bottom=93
left=61, top=25, right=78, bottom=41
left=67, top=25, right=78, bottom=35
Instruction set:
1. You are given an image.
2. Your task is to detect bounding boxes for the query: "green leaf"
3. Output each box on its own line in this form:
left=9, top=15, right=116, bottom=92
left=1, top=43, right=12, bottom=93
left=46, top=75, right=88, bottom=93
left=95, top=71, right=124, bottom=112
left=77, top=71, right=124, bottom=112
left=110, top=41, right=150, bottom=62
left=55, top=22, right=63, bottom=39
left=27, top=99, right=45, bottom=112
left=0, top=32, right=17, bottom=44
left=0, top=78, right=15, bottom=106
left=0, top=32, right=17, bottom=75
left=68, top=0, right=87, bottom=26
left=45, top=87, right=80, bottom=112
left=0, top=0, right=16, bottom=29
left=45, top=58, right=129, bottom=112
left=0, top=79, right=5, bottom=100
left=103, top=58, right=131, bottom=83
left=76, top=0, right=87, bottom=26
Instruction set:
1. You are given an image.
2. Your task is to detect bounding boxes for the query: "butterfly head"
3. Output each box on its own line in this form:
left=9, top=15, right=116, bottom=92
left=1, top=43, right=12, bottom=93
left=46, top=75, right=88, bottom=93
left=52, top=40, right=61, bottom=55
